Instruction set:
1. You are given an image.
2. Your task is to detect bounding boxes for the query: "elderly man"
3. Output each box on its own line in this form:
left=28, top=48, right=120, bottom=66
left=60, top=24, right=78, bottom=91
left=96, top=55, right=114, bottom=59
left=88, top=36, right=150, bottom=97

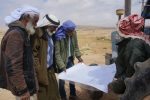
left=32, top=14, right=61, bottom=100
left=55, top=20, right=83, bottom=100
left=0, top=6, right=40, bottom=100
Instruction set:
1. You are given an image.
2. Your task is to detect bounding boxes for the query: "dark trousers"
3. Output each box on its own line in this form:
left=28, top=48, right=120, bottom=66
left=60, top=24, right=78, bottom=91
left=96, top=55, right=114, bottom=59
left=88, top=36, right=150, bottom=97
left=59, top=57, right=76, bottom=98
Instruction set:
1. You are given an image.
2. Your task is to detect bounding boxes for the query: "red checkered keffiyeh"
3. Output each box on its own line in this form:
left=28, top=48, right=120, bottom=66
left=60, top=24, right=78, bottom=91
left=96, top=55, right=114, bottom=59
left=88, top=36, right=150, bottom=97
left=118, top=14, right=150, bottom=46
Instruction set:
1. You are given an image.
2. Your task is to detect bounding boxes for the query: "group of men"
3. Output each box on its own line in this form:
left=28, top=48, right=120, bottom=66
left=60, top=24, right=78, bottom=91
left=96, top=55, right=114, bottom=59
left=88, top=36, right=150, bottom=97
left=0, top=5, right=150, bottom=100
left=0, top=6, right=83, bottom=100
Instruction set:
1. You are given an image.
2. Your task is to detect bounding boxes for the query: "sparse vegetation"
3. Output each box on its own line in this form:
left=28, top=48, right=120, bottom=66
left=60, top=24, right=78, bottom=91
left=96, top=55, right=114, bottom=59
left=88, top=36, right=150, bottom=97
left=96, top=36, right=111, bottom=42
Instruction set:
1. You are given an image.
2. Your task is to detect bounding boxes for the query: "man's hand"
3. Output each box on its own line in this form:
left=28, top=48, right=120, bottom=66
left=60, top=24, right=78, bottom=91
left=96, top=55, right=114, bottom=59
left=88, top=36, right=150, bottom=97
left=20, top=92, right=30, bottom=100
left=78, top=57, right=83, bottom=63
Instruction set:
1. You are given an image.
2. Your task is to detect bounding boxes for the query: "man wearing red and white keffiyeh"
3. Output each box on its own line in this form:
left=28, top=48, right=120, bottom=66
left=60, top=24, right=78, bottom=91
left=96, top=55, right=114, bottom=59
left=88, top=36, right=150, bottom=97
left=118, top=14, right=150, bottom=45
left=109, top=14, right=150, bottom=95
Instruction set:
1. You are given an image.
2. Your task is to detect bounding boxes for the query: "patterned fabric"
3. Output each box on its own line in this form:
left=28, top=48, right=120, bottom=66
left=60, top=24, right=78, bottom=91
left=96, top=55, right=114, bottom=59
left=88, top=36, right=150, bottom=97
left=37, top=14, right=60, bottom=28
left=118, top=14, right=150, bottom=46
left=47, top=34, right=54, bottom=68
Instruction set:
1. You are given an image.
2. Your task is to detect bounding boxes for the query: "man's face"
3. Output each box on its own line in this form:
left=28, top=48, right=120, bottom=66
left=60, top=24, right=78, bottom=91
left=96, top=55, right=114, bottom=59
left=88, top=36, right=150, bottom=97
left=46, top=26, right=58, bottom=36
left=66, top=29, right=74, bottom=36
left=26, top=14, right=39, bottom=35
left=32, top=15, right=39, bottom=27
left=47, top=26, right=58, bottom=33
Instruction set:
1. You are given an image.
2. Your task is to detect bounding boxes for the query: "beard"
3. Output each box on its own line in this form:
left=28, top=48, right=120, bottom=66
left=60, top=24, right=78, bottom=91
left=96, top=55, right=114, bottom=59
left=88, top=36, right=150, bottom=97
left=26, top=21, right=35, bottom=35
left=46, top=29, right=54, bottom=36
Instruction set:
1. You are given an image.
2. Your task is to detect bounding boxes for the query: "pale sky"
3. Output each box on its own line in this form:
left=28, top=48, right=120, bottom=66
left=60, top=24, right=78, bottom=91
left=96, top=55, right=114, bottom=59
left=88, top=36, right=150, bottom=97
left=0, top=0, right=142, bottom=28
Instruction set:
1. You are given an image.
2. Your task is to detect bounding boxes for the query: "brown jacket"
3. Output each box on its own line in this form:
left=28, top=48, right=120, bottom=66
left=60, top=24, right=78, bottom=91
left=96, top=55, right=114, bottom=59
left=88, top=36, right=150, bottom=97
left=0, top=21, right=38, bottom=96
left=32, top=28, right=49, bottom=86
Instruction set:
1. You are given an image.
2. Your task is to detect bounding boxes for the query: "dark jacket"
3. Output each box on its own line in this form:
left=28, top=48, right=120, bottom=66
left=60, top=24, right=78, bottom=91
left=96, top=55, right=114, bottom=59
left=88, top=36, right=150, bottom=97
left=115, top=38, right=150, bottom=79
left=0, top=21, right=38, bottom=96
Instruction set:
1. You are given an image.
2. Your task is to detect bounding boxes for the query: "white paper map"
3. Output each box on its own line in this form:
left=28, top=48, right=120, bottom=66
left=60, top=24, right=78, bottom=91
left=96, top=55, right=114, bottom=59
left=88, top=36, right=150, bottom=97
left=58, top=63, right=116, bottom=93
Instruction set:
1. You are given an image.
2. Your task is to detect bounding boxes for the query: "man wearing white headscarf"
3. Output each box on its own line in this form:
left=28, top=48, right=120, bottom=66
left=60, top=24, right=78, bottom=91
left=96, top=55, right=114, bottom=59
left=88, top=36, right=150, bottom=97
left=32, top=14, right=61, bottom=100
left=0, top=6, right=40, bottom=100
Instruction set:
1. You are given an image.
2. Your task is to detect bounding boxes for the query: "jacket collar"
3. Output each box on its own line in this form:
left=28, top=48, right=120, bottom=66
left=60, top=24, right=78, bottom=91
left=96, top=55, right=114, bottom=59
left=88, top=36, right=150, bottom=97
left=8, top=21, right=27, bottom=32
left=35, top=28, right=48, bottom=40
left=35, top=28, right=44, bottom=38
left=35, top=28, right=56, bottom=41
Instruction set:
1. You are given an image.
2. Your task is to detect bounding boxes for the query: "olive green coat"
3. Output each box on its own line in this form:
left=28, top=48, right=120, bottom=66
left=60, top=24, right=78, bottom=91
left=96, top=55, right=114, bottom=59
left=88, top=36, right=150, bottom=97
left=32, top=28, right=49, bottom=86
left=55, top=31, right=81, bottom=70
left=32, top=28, right=60, bottom=100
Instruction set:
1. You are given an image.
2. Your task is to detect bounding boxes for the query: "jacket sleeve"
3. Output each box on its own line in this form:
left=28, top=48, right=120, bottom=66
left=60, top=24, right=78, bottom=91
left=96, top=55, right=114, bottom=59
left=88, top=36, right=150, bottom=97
left=73, top=31, right=81, bottom=58
left=126, top=39, right=148, bottom=77
left=55, top=40, right=65, bottom=69
left=129, top=40, right=147, bottom=66
left=5, top=30, right=28, bottom=95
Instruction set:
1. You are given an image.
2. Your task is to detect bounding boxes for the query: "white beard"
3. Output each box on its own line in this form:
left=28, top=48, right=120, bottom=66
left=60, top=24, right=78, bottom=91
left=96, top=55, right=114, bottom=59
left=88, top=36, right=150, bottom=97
left=26, top=21, right=35, bottom=35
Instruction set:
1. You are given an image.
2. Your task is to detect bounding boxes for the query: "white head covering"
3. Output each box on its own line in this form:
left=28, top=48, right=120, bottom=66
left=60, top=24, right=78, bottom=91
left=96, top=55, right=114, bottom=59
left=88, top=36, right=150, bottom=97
left=5, top=6, right=40, bottom=25
left=37, top=14, right=60, bottom=27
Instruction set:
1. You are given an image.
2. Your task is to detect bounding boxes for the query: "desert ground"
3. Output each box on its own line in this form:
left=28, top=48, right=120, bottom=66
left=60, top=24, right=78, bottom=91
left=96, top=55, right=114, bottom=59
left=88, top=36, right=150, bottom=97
left=0, top=26, right=120, bottom=100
